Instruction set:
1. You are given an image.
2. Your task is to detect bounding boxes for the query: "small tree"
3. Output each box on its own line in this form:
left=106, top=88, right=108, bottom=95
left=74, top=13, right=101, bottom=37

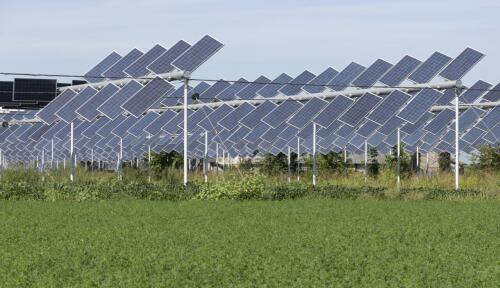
left=471, top=145, right=500, bottom=170
left=261, top=152, right=292, bottom=174
left=318, top=151, right=345, bottom=173
left=438, top=152, right=451, bottom=172
left=367, top=147, right=379, bottom=177
left=385, top=144, right=411, bottom=176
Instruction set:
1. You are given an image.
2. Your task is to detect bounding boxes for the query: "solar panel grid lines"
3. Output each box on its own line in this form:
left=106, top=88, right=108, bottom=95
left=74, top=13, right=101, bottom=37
left=351, top=59, right=393, bottom=87
left=462, top=126, right=485, bottom=144
left=239, top=101, right=277, bottom=128
left=434, top=89, right=455, bottom=106
left=55, top=86, right=98, bottom=123
left=439, top=48, right=485, bottom=80
left=366, top=91, right=410, bottom=125
left=278, top=125, right=300, bottom=141
left=161, top=111, right=186, bottom=134
left=227, top=126, right=251, bottom=143
left=378, top=115, right=405, bottom=136
left=188, top=82, right=211, bottom=104
left=147, top=40, right=192, bottom=74
left=357, top=120, right=380, bottom=137
left=279, top=70, right=316, bottom=96
left=287, top=97, right=328, bottom=129
left=257, top=73, right=293, bottom=98
left=261, top=122, right=289, bottom=142
left=218, top=102, right=255, bottom=130
left=339, top=93, right=382, bottom=127
left=82, top=117, right=111, bottom=139
left=261, top=100, right=303, bottom=128
left=397, top=88, right=442, bottom=124
left=36, top=89, right=78, bottom=125
left=481, top=83, right=500, bottom=102
left=172, top=35, right=224, bottom=72
left=458, top=108, right=484, bottom=133
left=335, top=124, right=354, bottom=139
left=96, top=114, right=127, bottom=138
left=314, top=95, right=354, bottom=128
left=160, top=85, right=191, bottom=106
left=459, top=80, right=491, bottom=103
left=197, top=104, right=234, bottom=131
left=124, top=44, right=167, bottom=77
left=198, top=80, right=231, bottom=100
left=93, top=81, right=141, bottom=119
left=243, top=121, right=272, bottom=143
left=367, top=131, right=386, bottom=147
left=41, top=121, right=67, bottom=141
left=236, top=75, right=271, bottom=99
left=348, top=133, right=366, bottom=149
left=102, top=48, right=144, bottom=79
left=408, top=51, right=452, bottom=83
left=302, top=67, right=339, bottom=94
left=477, top=106, right=500, bottom=129
left=111, top=116, right=139, bottom=138
left=127, top=112, right=160, bottom=137
left=379, top=55, right=421, bottom=86
left=327, top=62, right=366, bottom=91
left=84, top=52, right=122, bottom=83
left=28, top=123, right=51, bottom=141
left=76, top=84, right=120, bottom=121
left=188, top=106, right=213, bottom=130
left=121, top=77, right=174, bottom=117
left=423, top=108, right=455, bottom=134
left=215, top=78, right=249, bottom=100
left=400, top=112, right=433, bottom=135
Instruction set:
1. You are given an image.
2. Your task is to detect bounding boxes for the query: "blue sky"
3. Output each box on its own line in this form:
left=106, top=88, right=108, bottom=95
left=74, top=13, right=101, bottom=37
left=0, top=0, right=499, bottom=86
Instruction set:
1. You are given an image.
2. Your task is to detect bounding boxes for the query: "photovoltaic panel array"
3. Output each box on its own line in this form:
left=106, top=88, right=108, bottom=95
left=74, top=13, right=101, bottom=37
left=172, top=35, right=223, bottom=72
left=121, top=77, right=174, bottom=117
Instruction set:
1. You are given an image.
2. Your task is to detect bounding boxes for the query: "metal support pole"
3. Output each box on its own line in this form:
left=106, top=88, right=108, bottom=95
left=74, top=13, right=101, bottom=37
left=425, top=152, right=429, bottom=177
left=70, top=121, right=74, bottom=182
left=312, top=123, right=317, bottom=186
left=216, top=143, right=219, bottom=176
left=51, top=138, right=54, bottom=169
left=183, top=78, right=189, bottom=186
left=118, top=137, right=123, bottom=181
left=296, top=138, right=300, bottom=182
left=287, top=146, right=291, bottom=183
left=364, top=141, right=368, bottom=182
left=344, top=146, right=347, bottom=176
left=397, top=127, right=401, bottom=190
left=204, top=131, right=208, bottom=183
left=454, top=80, right=462, bottom=191
left=416, top=145, right=420, bottom=178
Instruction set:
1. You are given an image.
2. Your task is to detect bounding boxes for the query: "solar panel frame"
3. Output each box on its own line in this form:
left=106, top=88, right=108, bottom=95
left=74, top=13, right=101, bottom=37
left=124, top=44, right=167, bottom=77
left=218, top=102, right=255, bottom=130
left=240, top=101, right=277, bottom=128
left=379, top=55, right=421, bottom=86
left=459, top=80, right=491, bottom=103
left=54, top=86, right=98, bottom=123
left=397, top=89, right=441, bottom=124
left=215, top=78, right=249, bottom=101
left=408, top=51, right=451, bottom=83
left=351, top=59, right=392, bottom=87
left=147, top=40, right=192, bottom=74
left=302, top=67, right=339, bottom=94
left=327, top=62, right=365, bottom=91
left=36, top=89, right=77, bottom=125
left=102, top=48, right=144, bottom=79
left=439, top=48, right=484, bottom=80
left=287, top=97, right=328, bottom=129
left=84, top=52, right=122, bottom=83
left=127, top=112, right=160, bottom=137
left=314, top=96, right=354, bottom=128
left=121, top=77, right=174, bottom=117
left=257, top=73, right=292, bottom=98
left=172, top=35, right=223, bottom=72
left=97, top=81, right=143, bottom=119
left=261, top=100, right=303, bottom=128
left=278, top=70, right=316, bottom=96
left=76, top=84, right=120, bottom=121
left=236, top=76, right=271, bottom=100
left=339, top=93, right=382, bottom=127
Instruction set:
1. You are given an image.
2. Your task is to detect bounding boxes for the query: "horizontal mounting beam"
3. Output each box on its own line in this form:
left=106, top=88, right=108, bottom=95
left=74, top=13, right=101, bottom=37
left=430, top=101, right=500, bottom=112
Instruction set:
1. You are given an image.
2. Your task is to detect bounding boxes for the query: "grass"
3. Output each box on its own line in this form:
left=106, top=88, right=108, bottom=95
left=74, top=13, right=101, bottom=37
left=0, top=200, right=498, bottom=287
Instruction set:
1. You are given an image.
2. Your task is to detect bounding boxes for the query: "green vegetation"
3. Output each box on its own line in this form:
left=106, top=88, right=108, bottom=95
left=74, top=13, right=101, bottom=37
left=0, top=200, right=498, bottom=287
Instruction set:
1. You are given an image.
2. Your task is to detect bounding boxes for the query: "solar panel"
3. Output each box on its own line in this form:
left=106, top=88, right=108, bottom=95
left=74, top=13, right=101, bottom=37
left=76, top=84, right=120, bottom=121
left=55, top=87, right=98, bottom=123
left=97, top=81, right=143, bottom=119
left=160, top=85, right=190, bottom=106
left=244, top=121, right=272, bottom=143
left=287, top=98, right=328, bottom=129
left=314, top=96, right=354, bottom=128
left=302, top=68, right=339, bottom=94
left=216, top=78, right=249, bottom=101
left=82, top=117, right=111, bottom=139
left=335, top=124, right=354, bottom=138
left=424, top=109, right=454, bottom=134
left=367, top=90, right=410, bottom=125
left=397, top=89, right=441, bottom=124
left=198, top=80, right=231, bottom=100
left=36, top=89, right=77, bottom=125
left=459, top=80, right=491, bottom=103
left=188, top=106, right=213, bottom=131
left=102, top=49, right=144, bottom=79
left=124, top=44, right=167, bottom=77
left=279, top=70, right=316, bottom=96
left=96, top=114, right=127, bottom=138
left=147, top=40, right=192, bottom=74
left=111, top=116, right=138, bottom=137
left=29, top=123, right=51, bottom=141
left=261, top=122, right=288, bottom=142
left=218, top=103, right=255, bottom=130
left=41, top=121, right=66, bottom=141
left=188, top=82, right=211, bottom=104
left=400, top=112, right=432, bottom=134
left=197, top=104, right=233, bottom=131
left=481, top=83, right=500, bottom=102
left=127, top=112, right=160, bottom=137
left=257, top=73, right=292, bottom=98
left=84, top=52, right=122, bottom=83
left=121, top=77, right=174, bottom=117
left=349, top=134, right=366, bottom=148
left=261, top=100, right=302, bottom=128
left=161, top=111, right=185, bottom=134
left=458, top=108, right=483, bottom=133
left=327, top=62, right=365, bottom=91
left=236, top=76, right=271, bottom=100
left=435, top=89, right=455, bottom=106
left=367, top=131, right=386, bottom=147
left=13, top=78, right=57, bottom=102
left=278, top=125, right=300, bottom=141
left=227, top=126, right=251, bottom=143
left=378, top=115, right=405, bottom=136
left=477, top=106, right=500, bottom=130
left=317, top=120, right=342, bottom=138
left=339, top=93, right=381, bottom=127
left=462, top=127, right=485, bottom=144
left=296, top=122, right=314, bottom=139
left=240, top=101, right=276, bottom=128
left=357, top=120, right=380, bottom=137
left=439, top=48, right=484, bottom=80
left=379, top=55, right=421, bottom=86
left=351, top=59, right=392, bottom=87
left=172, top=35, right=223, bottom=72
left=408, top=52, right=451, bottom=83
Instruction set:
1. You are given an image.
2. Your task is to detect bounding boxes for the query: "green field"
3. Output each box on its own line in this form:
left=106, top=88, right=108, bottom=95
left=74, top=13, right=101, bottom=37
left=0, top=200, right=498, bottom=287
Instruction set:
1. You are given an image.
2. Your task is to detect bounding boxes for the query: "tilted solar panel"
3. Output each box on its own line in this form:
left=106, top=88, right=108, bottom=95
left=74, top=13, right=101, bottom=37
left=327, top=62, right=365, bottom=91
left=121, top=77, right=174, bottom=117
left=339, top=93, right=381, bottom=127
left=97, top=81, right=143, bottom=119
left=84, top=52, right=122, bottom=83
left=261, top=100, right=303, bottom=128
left=379, top=55, right=421, bottom=86
left=172, top=35, right=223, bottom=72
left=125, top=44, right=167, bottom=77
left=102, top=49, right=144, bottom=79
left=279, top=70, right=316, bottom=96
left=77, top=84, right=120, bottom=121
left=257, top=73, right=292, bottom=98
left=439, top=48, right=484, bottom=80
left=314, top=96, right=354, bottom=128
left=397, top=89, right=441, bottom=124
left=302, top=67, right=339, bottom=94
left=408, top=52, right=451, bottom=83
left=147, top=40, right=192, bottom=74
left=36, top=89, right=77, bottom=125
left=55, top=87, right=98, bottom=123
left=351, top=59, right=392, bottom=87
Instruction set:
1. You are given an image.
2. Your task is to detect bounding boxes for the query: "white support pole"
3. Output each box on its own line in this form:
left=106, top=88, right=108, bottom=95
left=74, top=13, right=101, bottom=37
left=287, top=146, right=291, bottom=183
left=216, top=143, right=219, bottom=176
left=296, top=138, right=300, bottom=182
left=416, top=145, right=420, bottom=178
left=118, top=137, right=123, bottom=181
left=312, top=123, right=317, bottom=186
left=183, top=78, right=189, bottom=186
left=204, top=131, right=208, bottom=183
left=454, top=81, right=462, bottom=191
left=51, top=138, right=54, bottom=169
left=70, top=121, right=74, bottom=182
left=364, top=141, right=368, bottom=182
left=426, top=152, right=429, bottom=177
left=344, top=146, right=347, bottom=176
left=397, top=127, right=401, bottom=190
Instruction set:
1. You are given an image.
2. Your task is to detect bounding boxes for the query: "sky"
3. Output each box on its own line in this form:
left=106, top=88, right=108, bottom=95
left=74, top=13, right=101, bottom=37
left=0, top=0, right=499, bottom=86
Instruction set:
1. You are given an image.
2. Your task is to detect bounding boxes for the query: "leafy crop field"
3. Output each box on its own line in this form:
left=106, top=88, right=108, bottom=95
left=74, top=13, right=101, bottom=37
left=0, top=200, right=498, bottom=287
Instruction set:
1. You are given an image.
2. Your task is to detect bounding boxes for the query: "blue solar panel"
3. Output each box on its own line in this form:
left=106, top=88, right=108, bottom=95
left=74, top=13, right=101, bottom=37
left=161, top=111, right=185, bottom=134
left=240, top=101, right=276, bottom=128
left=197, top=104, right=233, bottom=131
left=121, top=77, right=174, bottom=117
left=462, top=127, right=485, bottom=144
left=97, top=114, right=127, bottom=138
left=144, top=110, right=176, bottom=135
left=76, top=84, right=120, bottom=121
left=379, top=55, right=421, bottom=86
left=279, top=70, right=316, bottom=96
left=408, top=52, right=451, bottom=83
left=314, top=96, right=354, bottom=128
left=378, top=115, right=405, bottom=136
left=477, top=106, right=500, bottom=130
left=127, top=112, right=160, bottom=137
left=481, top=83, right=500, bottom=102
left=352, top=59, right=392, bottom=87
left=124, top=44, right=167, bottom=77
left=84, top=52, right=122, bottom=83
left=261, top=100, right=303, bottom=128
left=147, top=40, right=191, bottom=74
left=82, top=117, right=111, bottom=138
left=36, top=89, right=77, bottom=125
left=198, top=80, right=230, bottom=100
left=439, top=48, right=484, bottom=80
left=172, top=35, right=223, bottom=72
left=302, top=68, right=339, bottom=94
left=367, top=131, right=385, bottom=147
left=327, top=62, right=365, bottom=91
left=218, top=103, right=255, bottom=130
left=339, top=93, right=381, bottom=127
left=160, top=85, right=189, bottom=106
left=278, top=125, right=300, bottom=141
left=435, top=89, right=455, bottom=106
left=287, top=98, right=328, bottom=129
left=400, top=112, right=432, bottom=134
left=188, top=82, right=211, bottom=104
left=236, top=76, right=271, bottom=99
left=367, top=90, right=410, bottom=125
left=458, top=108, right=483, bottom=133
left=397, top=89, right=441, bottom=124
left=28, top=123, right=51, bottom=141
left=188, top=106, right=213, bottom=131
left=103, top=49, right=143, bottom=79
left=41, top=121, right=66, bottom=141
left=261, top=122, right=288, bottom=142
left=55, top=87, right=98, bottom=123
left=227, top=126, right=251, bottom=143
left=257, top=73, right=292, bottom=98
left=424, top=109, right=454, bottom=134
left=459, top=80, right=491, bottom=103
left=349, top=134, right=366, bottom=148
left=111, top=116, right=138, bottom=137
left=97, top=81, right=143, bottom=119
left=317, top=120, right=342, bottom=138
left=335, top=124, right=354, bottom=138
left=244, top=122, right=271, bottom=143
left=357, top=120, right=380, bottom=137
left=216, top=78, right=249, bottom=100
